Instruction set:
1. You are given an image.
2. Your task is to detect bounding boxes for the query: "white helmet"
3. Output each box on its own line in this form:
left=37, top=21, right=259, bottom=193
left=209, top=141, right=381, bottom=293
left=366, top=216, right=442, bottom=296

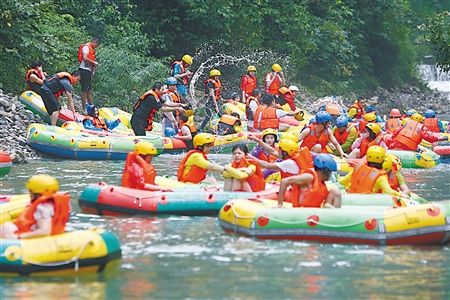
left=289, top=85, right=299, bottom=92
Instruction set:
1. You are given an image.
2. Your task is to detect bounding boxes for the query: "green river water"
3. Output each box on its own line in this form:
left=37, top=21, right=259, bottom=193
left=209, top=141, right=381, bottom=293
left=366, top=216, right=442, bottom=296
left=1, top=155, right=449, bottom=299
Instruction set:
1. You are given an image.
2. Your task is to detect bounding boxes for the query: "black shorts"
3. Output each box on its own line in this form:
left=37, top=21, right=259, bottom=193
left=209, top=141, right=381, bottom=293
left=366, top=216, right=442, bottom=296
left=130, top=114, right=147, bottom=136
left=79, top=68, right=92, bottom=92
left=40, top=87, right=60, bottom=115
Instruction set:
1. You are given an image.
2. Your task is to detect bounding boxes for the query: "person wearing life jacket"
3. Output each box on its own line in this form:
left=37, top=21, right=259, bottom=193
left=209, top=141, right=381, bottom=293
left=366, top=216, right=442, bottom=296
left=240, top=65, right=258, bottom=101
left=298, top=111, right=346, bottom=157
left=339, top=146, right=402, bottom=196
left=78, top=37, right=100, bottom=112
left=365, top=105, right=383, bottom=123
left=278, top=154, right=342, bottom=208
left=170, top=54, right=193, bottom=98
left=249, top=128, right=280, bottom=178
left=25, top=61, right=46, bottom=95
left=265, top=64, right=285, bottom=96
left=216, top=114, right=242, bottom=135
left=82, top=105, right=120, bottom=131
left=349, top=123, right=386, bottom=158
left=161, top=77, right=188, bottom=136
left=382, top=153, right=411, bottom=195
left=177, top=133, right=229, bottom=184
left=278, top=86, right=297, bottom=111
left=199, top=69, right=223, bottom=132
left=401, top=109, right=417, bottom=125
left=131, top=82, right=184, bottom=136
left=245, top=89, right=262, bottom=128
left=175, top=112, right=197, bottom=150
left=358, top=112, right=377, bottom=134
left=223, top=144, right=265, bottom=192
left=423, top=109, right=444, bottom=133
left=347, top=96, right=365, bottom=119
left=384, top=108, right=403, bottom=134
left=331, top=115, right=358, bottom=154
left=389, top=113, right=446, bottom=151
left=0, top=175, right=70, bottom=239
left=40, top=70, right=81, bottom=126
left=122, top=142, right=159, bottom=190
left=253, top=93, right=298, bottom=131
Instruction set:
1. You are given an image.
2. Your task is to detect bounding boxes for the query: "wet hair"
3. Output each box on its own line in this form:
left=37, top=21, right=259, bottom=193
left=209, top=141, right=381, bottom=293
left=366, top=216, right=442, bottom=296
left=368, top=162, right=382, bottom=169
left=72, top=70, right=80, bottom=77
left=231, top=112, right=240, bottom=119
left=153, top=82, right=164, bottom=90
left=262, top=133, right=277, bottom=143
left=30, top=61, right=42, bottom=69
left=261, top=93, right=274, bottom=105
left=367, top=127, right=377, bottom=140
left=92, top=37, right=101, bottom=43
left=357, top=96, right=365, bottom=101
left=232, top=144, right=248, bottom=154
left=89, top=105, right=99, bottom=117
left=252, top=88, right=262, bottom=97
left=314, top=167, right=332, bottom=180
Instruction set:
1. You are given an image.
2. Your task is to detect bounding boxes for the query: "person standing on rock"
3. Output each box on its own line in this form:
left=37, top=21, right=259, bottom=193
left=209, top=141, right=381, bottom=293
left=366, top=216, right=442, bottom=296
left=347, top=96, right=366, bottom=119
left=40, top=71, right=81, bottom=126
left=25, top=61, right=46, bottom=96
left=78, top=37, right=100, bottom=113
left=240, top=65, right=257, bottom=101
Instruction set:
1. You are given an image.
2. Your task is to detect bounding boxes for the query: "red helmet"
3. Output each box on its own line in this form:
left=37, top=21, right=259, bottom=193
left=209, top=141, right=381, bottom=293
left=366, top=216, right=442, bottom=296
left=389, top=109, right=401, bottom=118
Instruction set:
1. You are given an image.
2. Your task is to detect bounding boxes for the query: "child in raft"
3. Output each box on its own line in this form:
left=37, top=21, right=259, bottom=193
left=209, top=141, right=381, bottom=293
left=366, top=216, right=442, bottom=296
left=223, top=144, right=265, bottom=192
left=248, top=128, right=280, bottom=178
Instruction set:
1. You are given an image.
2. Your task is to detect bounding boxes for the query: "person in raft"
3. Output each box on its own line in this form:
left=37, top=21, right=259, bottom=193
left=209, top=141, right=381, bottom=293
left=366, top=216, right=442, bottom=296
left=277, top=154, right=342, bottom=208
left=177, top=133, right=230, bottom=184
left=40, top=70, right=81, bottom=125
left=223, top=144, right=265, bottom=192
left=382, top=153, right=411, bottom=195
left=174, top=112, right=197, bottom=150
left=25, top=61, right=46, bottom=96
left=82, top=104, right=120, bottom=131
left=122, top=141, right=161, bottom=190
left=0, top=175, right=70, bottom=239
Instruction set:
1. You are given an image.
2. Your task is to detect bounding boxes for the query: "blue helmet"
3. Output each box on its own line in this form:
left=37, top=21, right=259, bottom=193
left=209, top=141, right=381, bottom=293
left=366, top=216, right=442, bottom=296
left=166, top=77, right=177, bottom=85
left=424, top=109, right=435, bottom=118
left=314, top=154, right=337, bottom=171
left=315, top=111, right=332, bottom=124
left=335, top=115, right=349, bottom=128
left=164, top=127, right=176, bottom=137
left=309, top=117, right=316, bottom=125
left=366, top=105, right=376, bottom=113
left=405, top=109, right=417, bottom=117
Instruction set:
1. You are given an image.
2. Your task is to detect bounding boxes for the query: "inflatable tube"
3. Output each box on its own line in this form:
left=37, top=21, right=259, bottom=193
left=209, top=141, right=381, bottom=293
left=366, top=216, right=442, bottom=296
left=387, top=147, right=440, bottom=169
left=222, top=101, right=246, bottom=119
left=219, top=198, right=450, bottom=245
left=433, top=145, right=450, bottom=162
left=0, top=228, right=121, bottom=276
left=0, top=151, right=12, bottom=177
left=0, top=195, right=30, bottom=224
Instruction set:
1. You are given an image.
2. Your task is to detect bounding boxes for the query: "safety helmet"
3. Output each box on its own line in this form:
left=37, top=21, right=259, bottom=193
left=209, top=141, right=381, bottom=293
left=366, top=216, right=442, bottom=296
left=166, top=77, right=177, bottom=85
left=278, top=86, right=289, bottom=95
left=278, top=138, right=299, bottom=157
left=315, top=111, right=332, bottom=124
left=26, top=174, right=59, bottom=196
left=209, top=69, right=221, bottom=77
left=382, top=154, right=393, bottom=172
left=164, top=127, right=176, bottom=137
left=363, top=113, right=376, bottom=122
left=272, top=64, right=282, bottom=72
left=335, top=115, right=349, bottom=128
left=182, top=54, right=193, bottom=65
left=424, top=109, right=436, bottom=118
left=193, top=133, right=215, bottom=148
left=314, top=154, right=337, bottom=171
left=262, top=128, right=278, bottom=142
left=411, top=113, right=424, bottom=123
left=405, top=109, right=417, bottom=117
left=247, top=65, right=256, bottom=72
left=391, top=153, right=402, bottom=171
left=294, top=110, right=304, bottom=121
left=366, top=105, right=376, bottom=113
left=366, top=123, right=381, bottom=135
left=135, top=141, right=157, bottom=155
left=280, top=131, right=298, bottom=143
left=366, top=145, right=386, bottom=164
left=389, top=109, right=401, bottom=118
left=289, top=85, right=299, bottom=92
left=309, top=117, right=316, bottom=125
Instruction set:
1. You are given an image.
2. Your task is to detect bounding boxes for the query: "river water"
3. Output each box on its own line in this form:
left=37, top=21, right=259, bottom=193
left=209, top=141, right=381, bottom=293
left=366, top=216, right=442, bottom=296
left=1, top=156, right=449, bottom=299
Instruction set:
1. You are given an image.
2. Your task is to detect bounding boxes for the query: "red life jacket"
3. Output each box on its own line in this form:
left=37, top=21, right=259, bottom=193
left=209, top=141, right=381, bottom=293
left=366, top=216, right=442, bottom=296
left=301, top=124, right=329, bottom=153
left=257, top=145, right=279, bottom=163
left=349, top=102, right=364, bottom=119
left=231, top=157, right=265, bottom=192
left=240, top=74, right=257, bottom=98
left=387, top=171, right=400, bottom=191
left=25, top=68, right=45, bottom=88
left=333, top=125, right=355, bottom=145
left=122, top=152, right=156, bottom=188
left=349, top=163, right=386, bottom=193
left=394, top=120, right=423, bottom=151
left=133, top=90, right=160, bottom=131
left=385, top=118, right=402, bottom=133
left=177, top=150, right=208, bottom=183
left=280, top=147, right=314, bottom=179
left=254, top=107, right=279, bottom=130
left=290, top=169, right=329, bottom=208
left=82, top=116, right=108, bottom=130
left=359, top=134, right=383, bottom=157
left=245, top=96, right=259, bottom=121
left=265, top=72, right=281, bottom=95
left=282, top=91, right=296, bottom=111
left=44, top=72, right=75, bottom=98
left=14, top=192, right=71, bottom=235
left=423, top=118, right=440, bottom=133
left=204, top=78, right=222, bottom=99
left=171, top=61, right=188, bottom=85
left=78, top=43, right=96, bottom=63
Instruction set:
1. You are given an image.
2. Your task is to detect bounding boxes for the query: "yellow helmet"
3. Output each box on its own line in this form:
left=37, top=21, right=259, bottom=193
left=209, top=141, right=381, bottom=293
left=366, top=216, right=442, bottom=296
left=391, top=154, right=402, bottom=171
left=193, top=133, right=215, bottom=148
left=366, top=145, right=386, bottom=164
left=184, top=109, right=194, bottom=117
left=366, top=122, right=381, bottom=134
left=363, top=113, right=376, bottom=122
left=294, top=110, right=304, bottom=121
left=280, top=131, right=298, bottom=143
left=411, top=113, right=424, bottom=123
left=209, top=69, right=221, bottom=77
left=182, top=54, right=193, bottom=65
left=247, top=65, right=256, bottom=72
left=272, top=64, right=282, bottom=72
left=26, top=174, right=59, bottom=196
left=382, top=154, right=393, bottom=172
left=278, top=86, right=289, bottom=95
left=278, top=138, right=299, bottom=156
left=135, top=141, right=157, bottom=155
left=262, top=128, right=278, bottom=141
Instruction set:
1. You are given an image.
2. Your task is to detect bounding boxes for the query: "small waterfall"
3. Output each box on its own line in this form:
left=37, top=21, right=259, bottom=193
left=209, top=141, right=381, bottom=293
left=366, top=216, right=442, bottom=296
left=417, top=64, right=450, bottom=93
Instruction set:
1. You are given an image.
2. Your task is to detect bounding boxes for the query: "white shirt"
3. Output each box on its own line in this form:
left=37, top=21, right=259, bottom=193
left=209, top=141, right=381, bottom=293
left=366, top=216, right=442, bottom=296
left=79, top=45, right=93, bottom=71
left=276, top=159, right=299, bottom=175
left=249, top=100, right=258, bottom=114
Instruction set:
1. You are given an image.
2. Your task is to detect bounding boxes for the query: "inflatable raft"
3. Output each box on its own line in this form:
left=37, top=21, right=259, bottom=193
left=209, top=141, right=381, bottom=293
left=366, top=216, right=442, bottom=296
left=387, top=147, right=440, bottom=169
left=219, top=198, right=450, bottom=245
left=0, top=228, right=121, bottom=276
left=0, top=151, right=12, bottom=177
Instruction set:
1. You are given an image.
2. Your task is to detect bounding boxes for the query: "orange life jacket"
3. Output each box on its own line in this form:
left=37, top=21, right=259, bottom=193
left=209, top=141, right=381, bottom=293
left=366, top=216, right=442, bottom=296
left=122, top=152, right=156, bottom=188
left=133, top=90, right=160, bottom=131
left=231, top=157, right=265, bottom=192
left=359, top=134, right=383, bottom=157
left=265, top=72, right=281, bottom=95
left=256, top=145, right=279, bottom=163
left=349, top=102, right=364, bottom=119
left=282, top=90, right=296, bottom=111
left=387, top=171, right=400, bottom=191
left=78, top=43, right=96, bottom=63
left=423, top=118, right=440, bottom=133
left=219, top=115, right=240, bottom=126
left=245, top=96, right=259, bottom=121
left=301, top=124, right=329, bottom=153
left=385, top=118, right=402, bottom=133
left=280, top=147, right=314, bottom=179
left=82, top=116, right=108, bottom=130
left=179, top=121, right=197, bottom=149
left=394, top=120, right=423, bottom=151
left=333, top=125, right=354, bottom=145
left=177, top=150, right=208, bottom=183
left=349, top=163, right=386, bottom=193
left=254, top=107, right=279, bottom=130
left=241, top=74, right=257, bottom=97
left=171, top=61, right=189, bottom=85
left=25, top=68, right=45, bottom=86
left=14, top=193, right=71, bottom=235
left=204, top=78, right=222, bottom=99
left=44, top=72, right=75, bottom=97
left=162, top=89, right=181, bottom=103
left=290, top=169, right=329, bottom=208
